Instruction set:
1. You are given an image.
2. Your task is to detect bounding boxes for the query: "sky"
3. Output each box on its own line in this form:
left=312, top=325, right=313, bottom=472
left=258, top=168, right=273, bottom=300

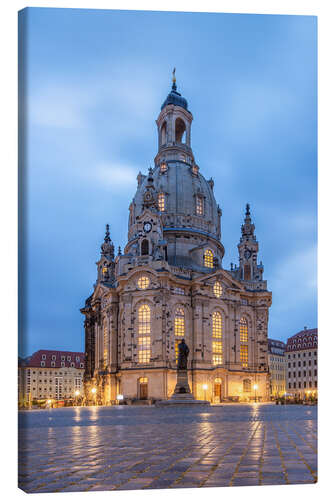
left=18, top=8, right=317, bottom=357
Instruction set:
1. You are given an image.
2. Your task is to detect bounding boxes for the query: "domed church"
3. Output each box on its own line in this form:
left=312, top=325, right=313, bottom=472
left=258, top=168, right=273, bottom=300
left=81, top=73, right=272, bottom=404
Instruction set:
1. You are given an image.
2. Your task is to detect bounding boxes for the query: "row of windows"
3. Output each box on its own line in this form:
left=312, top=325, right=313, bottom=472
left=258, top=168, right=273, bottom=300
left=137, top=275, right=223, bottom=296
left=288, top=381, right=317, bottom=389
left=156, top=192, right=204, bottom=216
left=41, top=355, right=81, bottom=362
left=288, top=359, right=317, bottom=368
left=288, top=370, right=317, bottom=378
left=133, top=304, right=249, bottom=367
left=40, top=361, right=83, bottom=368
left=287, top=352, right=317, bottom=359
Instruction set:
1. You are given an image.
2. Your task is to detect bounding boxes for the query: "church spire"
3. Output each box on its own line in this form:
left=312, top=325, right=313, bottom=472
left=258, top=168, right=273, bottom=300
left=229, top=205, right=265, bottom=284
left=101, top=224, right=114, bottom=260
left=172, top=67, right=177, bottom=91
left=241, top=203, right=256, bottom=241
left=96, top=224, right=116, bottom=286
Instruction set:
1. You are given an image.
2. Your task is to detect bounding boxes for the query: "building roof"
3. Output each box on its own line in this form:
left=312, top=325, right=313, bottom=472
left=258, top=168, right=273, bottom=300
left=26, top=350, right=85, bottom=368
left=268, top=338, right=286, bottom=355
left=286, top=328, right=318, bottom=352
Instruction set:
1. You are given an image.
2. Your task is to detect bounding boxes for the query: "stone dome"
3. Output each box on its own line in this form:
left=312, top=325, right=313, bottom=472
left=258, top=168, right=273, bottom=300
left=130, top=162, right=221, bottom=240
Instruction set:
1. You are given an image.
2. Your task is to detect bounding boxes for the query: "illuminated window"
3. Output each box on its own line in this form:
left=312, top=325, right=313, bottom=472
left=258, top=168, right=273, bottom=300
left=160, top=162, right=167, bottom=173
left=174, top=307, right=185, bottom=338
left=240, top=345, right=248, bottom=367
left=137, top=276, right=149, bottom=290
left=138, top=304, right=150, bottom=335
left=158, top=192, right=166, bottom=212
left=174, top=307, right=185, bottom=361
left=240, top=317, right=248, bottom=342
left=204, top=249, right=214, bottom=268
left=138, top=304, right=151, bottom=364
left=138, top=337, right=151, bottom=363
left=103, top=321, right=108, bottom=367
left=196, top=196, right=204, bottom=215
left=213, top=281, right=222, bottom=298
left=212, top=311, right=223, bottom=365
left=212, top=312, right=222, bottom=338
left=240, top=317, right=248, bottom=367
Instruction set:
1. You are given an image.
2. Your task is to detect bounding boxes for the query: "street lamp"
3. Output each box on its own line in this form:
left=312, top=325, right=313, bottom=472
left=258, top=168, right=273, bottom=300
left=116, top=394, right=124, bottom=405
left=203, top=384, right=208, bottom=401
left=253, top=384, right=258, bottom=403
left=91, top=387, right=97, bottom=406
left=74, top=390, right=80, bottom=406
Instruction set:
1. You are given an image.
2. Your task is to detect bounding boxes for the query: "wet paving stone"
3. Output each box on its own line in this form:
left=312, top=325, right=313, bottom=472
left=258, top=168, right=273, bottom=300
left=18, top=403, right=317, bottom=492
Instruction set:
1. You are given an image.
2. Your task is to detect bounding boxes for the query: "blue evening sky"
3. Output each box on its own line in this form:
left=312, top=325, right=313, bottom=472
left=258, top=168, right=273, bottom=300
left=19, top=8, right=317, bottom=357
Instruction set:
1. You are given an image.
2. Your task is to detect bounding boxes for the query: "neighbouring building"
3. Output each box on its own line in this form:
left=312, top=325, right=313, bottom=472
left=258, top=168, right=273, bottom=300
left=81, top=74, right=272, bottom=405
left=19, top=350, right=85, bottom=405
left=267, top=339, right=286, bottom=397
left=285, top=327, right=318, bottom=398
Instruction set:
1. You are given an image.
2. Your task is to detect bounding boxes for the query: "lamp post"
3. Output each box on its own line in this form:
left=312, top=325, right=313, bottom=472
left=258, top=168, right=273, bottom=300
left=75, top=390, right=80, bottom=406
left=91, top=387, right=97, bottom=406
left=253, top=384, right=258, bottom=403
left=203, top=384, right=208, bottom=402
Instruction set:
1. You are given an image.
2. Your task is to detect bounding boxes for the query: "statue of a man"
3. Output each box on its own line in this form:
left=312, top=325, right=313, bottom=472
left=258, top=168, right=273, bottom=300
left=177, top=339, right=189, bottom=370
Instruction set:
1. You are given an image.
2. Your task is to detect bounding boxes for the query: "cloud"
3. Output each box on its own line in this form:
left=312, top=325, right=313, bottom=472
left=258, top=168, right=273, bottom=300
left=89, top=162, right=138, bottom=191
left=270, top=244, right=317, bottom=313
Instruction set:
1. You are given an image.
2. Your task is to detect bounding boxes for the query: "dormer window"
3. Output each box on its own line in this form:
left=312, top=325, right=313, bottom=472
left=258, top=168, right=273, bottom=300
left=42, top=354, right=46, bottom=360
left=158, top=192, right=166, bottom=212
left=160, top=162, right=167, bottom=173
left=196, top=196, right=204, bottom=216
left=204, top=249, right=214, bottom=268
left=192, top=164, right=199, bottom=176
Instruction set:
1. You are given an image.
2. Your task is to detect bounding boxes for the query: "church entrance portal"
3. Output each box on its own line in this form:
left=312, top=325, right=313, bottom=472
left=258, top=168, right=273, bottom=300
left=139, top=377, right=148, bottom=399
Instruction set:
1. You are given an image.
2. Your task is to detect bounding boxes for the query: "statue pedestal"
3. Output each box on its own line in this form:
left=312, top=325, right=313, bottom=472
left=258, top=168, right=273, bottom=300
left=157, top=368, right=210, bottom=406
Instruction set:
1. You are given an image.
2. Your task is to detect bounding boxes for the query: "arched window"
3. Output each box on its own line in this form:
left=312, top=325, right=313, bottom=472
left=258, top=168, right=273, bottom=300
left=204, top=249, right=214, bottom=268
left=158, top=192, right=165, bottom=212
left=196, top=195, right=204, bottom=215
left=213, top=281, right=222, bottom=298
left=141, top=239, right=149, bottom=255
left=138, top=304, right=151, bottom=363
left=160, top=162, right=167, bottom=173
left=240, top=317, right=248, bottom=367
left=161, top=121, right=167, bottom=145
left=175, top=118, right=186, bottom=143
left=212, top=311, right=223, bottom=365
left=103, top=320, right=108, bottom=368
left=174, top=307, right=185, bottom=361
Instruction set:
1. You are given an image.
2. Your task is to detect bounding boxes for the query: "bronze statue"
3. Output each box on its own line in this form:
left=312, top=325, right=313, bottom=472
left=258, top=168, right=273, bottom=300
left=177, top=339, right=189, bottom=370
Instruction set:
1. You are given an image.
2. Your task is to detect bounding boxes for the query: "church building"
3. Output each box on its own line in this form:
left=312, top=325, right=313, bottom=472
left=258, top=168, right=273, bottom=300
left=81, top=74, right=272, bottom=404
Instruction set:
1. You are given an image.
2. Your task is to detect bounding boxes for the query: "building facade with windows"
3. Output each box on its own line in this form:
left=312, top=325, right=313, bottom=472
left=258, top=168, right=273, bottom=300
left=81, top=75, right=272, bottom=404
left=285, top=328, right=318, bottom=398
left=20, top=350, right=85, bottom=405
left=267, top=339, right=286, bottom=397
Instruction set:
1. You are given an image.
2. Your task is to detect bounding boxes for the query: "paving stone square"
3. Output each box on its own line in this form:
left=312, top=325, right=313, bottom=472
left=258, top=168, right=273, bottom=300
left=18, top=403, right=317, bottom=493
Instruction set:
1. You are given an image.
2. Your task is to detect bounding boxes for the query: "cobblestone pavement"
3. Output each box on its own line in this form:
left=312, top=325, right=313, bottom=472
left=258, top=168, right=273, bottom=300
left=18, top=403, right=317, bottom=493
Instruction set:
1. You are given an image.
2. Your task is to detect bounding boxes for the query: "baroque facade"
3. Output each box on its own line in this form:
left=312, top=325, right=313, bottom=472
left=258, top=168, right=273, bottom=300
left=81, top=75, right=272, bottom=404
